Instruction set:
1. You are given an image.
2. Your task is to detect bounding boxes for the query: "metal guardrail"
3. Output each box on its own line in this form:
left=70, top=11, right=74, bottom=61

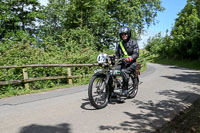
left=0, top=64, right=98, bottom=89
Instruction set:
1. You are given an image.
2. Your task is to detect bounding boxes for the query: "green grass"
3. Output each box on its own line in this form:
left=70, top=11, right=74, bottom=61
left=150, top=57, right=200, bottom=70
left=140, top=61, right=147, bottom=73
left=0, top=81, right=88, bottom=99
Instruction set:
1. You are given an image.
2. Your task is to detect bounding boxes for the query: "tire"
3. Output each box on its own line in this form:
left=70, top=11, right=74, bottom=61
left=88, top=74, right=109, bottom=109
left=127, top=75, right=139, bottom=99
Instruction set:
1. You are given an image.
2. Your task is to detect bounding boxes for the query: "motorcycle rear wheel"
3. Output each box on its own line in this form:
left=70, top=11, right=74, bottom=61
left=127, top=75, right=139, bottom=99
left=88, top=74, right=109, bottom=109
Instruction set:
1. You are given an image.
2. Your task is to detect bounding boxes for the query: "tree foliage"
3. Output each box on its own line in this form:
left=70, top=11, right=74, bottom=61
left=38, top=0, right=164, bottom=50
left=0, top=0, right=43, bottom=39
left=145, top=0, right=200, bottom=59
left=0, top=0, right=163, bottom=92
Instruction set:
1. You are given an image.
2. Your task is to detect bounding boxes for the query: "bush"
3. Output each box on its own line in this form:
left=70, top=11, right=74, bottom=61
left=0, top=37, right=101, bottom=95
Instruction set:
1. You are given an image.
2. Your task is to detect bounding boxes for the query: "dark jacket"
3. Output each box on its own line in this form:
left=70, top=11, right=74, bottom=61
left=115, top=39, right=139, bottom=62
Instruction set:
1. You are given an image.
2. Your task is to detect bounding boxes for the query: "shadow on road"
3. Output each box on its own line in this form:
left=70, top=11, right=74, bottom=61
left=161, top=71, right=200, bottom=86
left=19, top=123, right=71, bottom=133
left=98, top=67, right=200, bottom=132
left=99, top=89, right=200, bottom=132
left=81, top=98, right=127, bottom=111
left=80, top=98, right=98, bottom=110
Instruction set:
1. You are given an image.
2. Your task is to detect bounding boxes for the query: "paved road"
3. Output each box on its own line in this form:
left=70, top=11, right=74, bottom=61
left=0, top=63, right=200, bottom=133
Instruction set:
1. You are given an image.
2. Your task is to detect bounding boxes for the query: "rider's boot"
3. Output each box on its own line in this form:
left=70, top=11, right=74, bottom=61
left=109, top=92, right=118, bottom=102
left=121, top=82, right=129, bottom=97
left=121, top=89, right=128, bottom=97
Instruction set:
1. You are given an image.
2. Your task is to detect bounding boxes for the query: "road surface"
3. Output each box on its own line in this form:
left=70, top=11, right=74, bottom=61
left=0, top=63, right=200, bottom=133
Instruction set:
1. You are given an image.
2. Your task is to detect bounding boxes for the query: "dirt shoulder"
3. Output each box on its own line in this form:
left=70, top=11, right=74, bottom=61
left=156, top=98, right=200, bottom=133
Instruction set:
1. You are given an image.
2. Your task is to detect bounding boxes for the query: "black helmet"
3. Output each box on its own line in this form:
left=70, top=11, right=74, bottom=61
left=119, top=26, right=131, bottom=40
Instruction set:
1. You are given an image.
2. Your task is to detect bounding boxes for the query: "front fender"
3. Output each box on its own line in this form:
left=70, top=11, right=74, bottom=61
left=93, top=72, right=111, bottom=85
left=93, top=72, right=106, bottom=77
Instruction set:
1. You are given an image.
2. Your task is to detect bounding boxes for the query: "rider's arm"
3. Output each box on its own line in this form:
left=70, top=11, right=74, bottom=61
left=115, top=44, right=120, bottom=59
left=130, top=41, right=139, bottom=61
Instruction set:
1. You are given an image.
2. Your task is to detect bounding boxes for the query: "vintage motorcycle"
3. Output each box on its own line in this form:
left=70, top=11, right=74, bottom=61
left=88, top=53, right=141, bottom=109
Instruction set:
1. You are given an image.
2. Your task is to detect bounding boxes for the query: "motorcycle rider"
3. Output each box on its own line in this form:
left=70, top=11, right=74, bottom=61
left=115, top=26, right=139, bottom=96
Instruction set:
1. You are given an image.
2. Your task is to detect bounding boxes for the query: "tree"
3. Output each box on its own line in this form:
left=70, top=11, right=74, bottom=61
left=171, top=0, right=200, bottom=59
left=0, top=0, right=42, bottom=39
left=144, top=0, right=200, bottom=59
left=40, top=0, right=164, bottom=50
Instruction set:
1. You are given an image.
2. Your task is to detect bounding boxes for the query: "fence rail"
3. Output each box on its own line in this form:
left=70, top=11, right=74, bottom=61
left=0, top=64, right=98, bottom=69
left=0, top=64, right=98, bottom=89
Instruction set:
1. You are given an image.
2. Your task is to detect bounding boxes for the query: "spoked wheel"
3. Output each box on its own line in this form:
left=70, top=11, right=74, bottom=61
left=88, top=74, right=109, bottom=109
left=127, top=75, right=139, bottom=99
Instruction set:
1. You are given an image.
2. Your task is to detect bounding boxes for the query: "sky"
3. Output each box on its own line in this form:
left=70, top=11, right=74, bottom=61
left=139, top=0, right=187, bottom=48
left=40, top=0, right=48, bottom=5
left=39, top=0, right=187, bottom=48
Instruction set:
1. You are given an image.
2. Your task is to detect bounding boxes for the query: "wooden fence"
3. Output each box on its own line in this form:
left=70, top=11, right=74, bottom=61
left=0, top=64, right=98, bottom=89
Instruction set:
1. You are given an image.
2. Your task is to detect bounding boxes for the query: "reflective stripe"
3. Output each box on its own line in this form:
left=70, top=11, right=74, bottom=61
left=120, top=41, right=129, bottom=57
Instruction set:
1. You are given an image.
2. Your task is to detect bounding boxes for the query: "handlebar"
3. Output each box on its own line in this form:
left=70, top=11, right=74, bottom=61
left=116, top=57, right=126, bottom=61
left=107, top=55, right=131, bottom=66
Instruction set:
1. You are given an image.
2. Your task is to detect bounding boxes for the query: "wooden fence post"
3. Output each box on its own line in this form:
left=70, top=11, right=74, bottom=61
left=23, top=68, right=29, bottom=89
left=67, top=67, right=72, bottom=85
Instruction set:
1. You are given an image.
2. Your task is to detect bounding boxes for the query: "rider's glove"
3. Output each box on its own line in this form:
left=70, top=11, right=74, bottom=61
left=125, top=56, right=133, bottom=63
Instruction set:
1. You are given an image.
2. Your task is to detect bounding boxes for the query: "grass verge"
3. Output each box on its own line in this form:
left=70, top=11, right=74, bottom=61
left=0, top=82, right=88, bottom=99
left=149, top=57, right=200, bottom=70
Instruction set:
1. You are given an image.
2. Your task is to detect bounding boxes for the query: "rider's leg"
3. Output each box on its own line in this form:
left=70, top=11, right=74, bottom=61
left=109, top=63, right=122, bottom=100
left=121, top=69, right=130, bottom=90
left=121, top=62, right=137, bottom=95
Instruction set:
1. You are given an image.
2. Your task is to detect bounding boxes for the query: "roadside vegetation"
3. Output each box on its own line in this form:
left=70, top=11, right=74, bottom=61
left=143, top=0, right=200, bottom=62
left=0, top=0, right=163, bottom=98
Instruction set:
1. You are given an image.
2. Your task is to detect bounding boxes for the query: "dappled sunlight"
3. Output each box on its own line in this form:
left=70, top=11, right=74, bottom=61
left=99, top=89, right=200, bottom=132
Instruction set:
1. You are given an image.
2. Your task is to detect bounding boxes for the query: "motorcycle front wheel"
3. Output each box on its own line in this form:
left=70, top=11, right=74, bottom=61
left=88, top=74, right=109, bottom=109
